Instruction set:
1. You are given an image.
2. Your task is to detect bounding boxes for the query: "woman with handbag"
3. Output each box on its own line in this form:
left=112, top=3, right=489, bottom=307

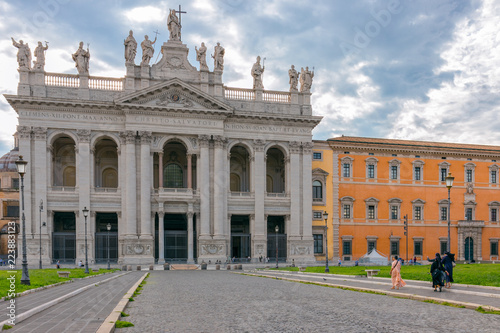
left=390, top=256, right=406, bottom=290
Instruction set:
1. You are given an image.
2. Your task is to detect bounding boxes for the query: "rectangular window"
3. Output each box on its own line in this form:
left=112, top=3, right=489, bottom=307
left=368, top=241, right=376, bottom=253
left=414, top=206, right=422, bottom=220
left=313, top=211, right=323, bottom=219
left=491, top=208, right=497, bottom=222
left=440, top=168, right=447, bottom=182
left=12, top=178, right=19, bottom=189
left=343, top=163, right=350, bottom=178
left=343, top=240, right=352, bottom=255
left=390, top=241, right=399, bottom=255
left=441, top=207, right=448, bottom=221
left=5, top=204, right=19, bottom=217
left=440, top=241, right=448, bottom=255
left=368, top=205, right=375, bottom=219
left=313, top=234, right=323, bottom=254
left=414, top=240, right=423, bottom=256
left=466, top=169, right=473, bottom=182
left=313, top=152, right=322, bottom=160
left=391, top=166, right=398, bottom=180
left=466, top=208, right=473, bottom=221
left=491, top=242, right=499, bottom=256
left=492, top=170, right=497, bottom=184
left=414, top=166, right=421, bottom=181
left=368, top=165, right=375, bottom=178
left=391, top=206, right=398, bottom=220
left=343, top=204, right=351, bottom=219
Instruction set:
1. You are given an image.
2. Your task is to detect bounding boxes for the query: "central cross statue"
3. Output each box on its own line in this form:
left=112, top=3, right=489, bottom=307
left=168, top=5, right=187, bottom=41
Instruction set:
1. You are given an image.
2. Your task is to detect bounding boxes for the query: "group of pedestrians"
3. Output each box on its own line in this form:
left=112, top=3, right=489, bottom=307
left=390, top=252, right=455, bottom=292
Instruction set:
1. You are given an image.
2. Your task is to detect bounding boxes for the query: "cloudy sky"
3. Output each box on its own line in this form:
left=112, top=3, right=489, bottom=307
left=0, top=0, right=499, bottom=157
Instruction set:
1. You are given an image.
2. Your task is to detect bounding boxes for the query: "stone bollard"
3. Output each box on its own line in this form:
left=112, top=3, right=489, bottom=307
left=164, top=263, right=170, bottom=270
left=216, top=264, right=220, bottom=270
left=149, top=265, right=154, bottom=270
left=233, top=265, right=238, bottom=270
left=127, top=265, right=132, bottom=271
left=226, top=265, right=231, bottom=270
left=237, top=264, right=242, bottom=270
left=122, top=265, right=127, bottom=271
left=137, top=265, right=141, bottom=271
left=201, top=261, right=207, bottom=270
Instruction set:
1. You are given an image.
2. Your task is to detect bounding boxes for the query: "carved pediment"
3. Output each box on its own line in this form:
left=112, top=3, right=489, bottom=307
left=115, top=78, right=233, bottom=113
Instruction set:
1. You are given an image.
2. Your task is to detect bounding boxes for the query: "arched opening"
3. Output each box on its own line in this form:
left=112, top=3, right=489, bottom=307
left=465, top=237, right=474, bottom=262
left=312, top=180, right=323, bottom=200
left=157, top=141, right=190, bottom=189
left=94, top=138, right=118, bottom=188
left=266, top=147, right=285, bottom=193
left=52, top=136, right=76, bottom=187
left=229, top=145, right=250, bottom=192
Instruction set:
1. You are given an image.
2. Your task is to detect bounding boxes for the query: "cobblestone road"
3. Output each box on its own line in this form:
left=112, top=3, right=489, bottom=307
left=122, top=271, right=500, bottom=333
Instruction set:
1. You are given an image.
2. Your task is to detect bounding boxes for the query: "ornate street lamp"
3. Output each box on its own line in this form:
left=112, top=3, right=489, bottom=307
left=275, top=225, right=279, bottom=269
left=323, top=211, right=329, bottom=273
left=15, top=156, right=30, bottom=285
left=39, top=199, right=43, bottom=269
left=107, top=222, right=111, bottom=270
left=82, top=207, right=89, bottom=274
left=445, top=172, right=454, bottom=253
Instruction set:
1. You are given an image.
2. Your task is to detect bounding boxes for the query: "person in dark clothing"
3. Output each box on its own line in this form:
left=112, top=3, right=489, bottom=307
left=430, top=253, right=446, bottom=292
left=441, top=252, right=455, bottom=288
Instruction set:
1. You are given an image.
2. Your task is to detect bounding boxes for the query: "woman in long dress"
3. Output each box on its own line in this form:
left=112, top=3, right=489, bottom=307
left=390, top=256, right=406, bottom=289
left=441, top=252, right=455, bottom=288
left=430, top=253, right=446, bottom=292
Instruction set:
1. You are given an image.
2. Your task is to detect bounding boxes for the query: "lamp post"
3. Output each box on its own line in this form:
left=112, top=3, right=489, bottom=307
left=323, top=211, right=329, bottom=273
left=275, top=225, right=279, bottom=268
left=15, top=156, right=30, bottom=285
left=106, top=222, right=111, bottom=270
left=445, top=172, right=454, bottom=253
left=82, top=207, right=89, bottom=274
left=39, top=199, right=43, bottom=269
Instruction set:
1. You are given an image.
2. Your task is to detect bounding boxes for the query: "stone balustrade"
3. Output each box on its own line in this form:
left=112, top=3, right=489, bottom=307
left=45, top=72, right=80, bottom=88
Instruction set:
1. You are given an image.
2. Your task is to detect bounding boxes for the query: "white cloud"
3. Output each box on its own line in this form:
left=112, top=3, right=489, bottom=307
left=123, top=5, right=168, bottom=23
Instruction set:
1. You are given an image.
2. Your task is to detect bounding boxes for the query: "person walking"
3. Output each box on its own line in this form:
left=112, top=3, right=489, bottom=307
left=441, top=252, right=455, bottom=288
left=430, top=253, right=446, bottom=292
left=390, top=256, right=406, bottom=290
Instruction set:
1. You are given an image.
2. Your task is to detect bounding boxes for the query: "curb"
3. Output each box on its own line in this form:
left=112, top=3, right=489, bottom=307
left=96, top=272, right=148, bottom=333
left=243, top=272, right=500, bottom=312
left=0, top=272, right=130, bottom=330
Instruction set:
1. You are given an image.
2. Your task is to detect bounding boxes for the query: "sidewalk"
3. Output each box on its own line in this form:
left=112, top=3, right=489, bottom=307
left=1, top=271, right=144, bottom=332
left=249, top=270, right=500, bottom=311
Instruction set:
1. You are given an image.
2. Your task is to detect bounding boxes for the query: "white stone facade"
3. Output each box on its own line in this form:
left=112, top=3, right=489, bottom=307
left=5, top=37, right=320, bottom=265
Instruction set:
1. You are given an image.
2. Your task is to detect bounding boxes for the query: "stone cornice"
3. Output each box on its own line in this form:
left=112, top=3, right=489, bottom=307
left=230, top=112, right=322, bottom=126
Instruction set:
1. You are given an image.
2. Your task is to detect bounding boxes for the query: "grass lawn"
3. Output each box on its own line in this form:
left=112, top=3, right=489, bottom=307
left=0, top=268, right=119, bottom=298
left=274, top=263, right=500, bottom=287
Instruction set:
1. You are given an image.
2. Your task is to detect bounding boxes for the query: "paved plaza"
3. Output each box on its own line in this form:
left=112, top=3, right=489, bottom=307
left=121, top=271, right=500, bottom=333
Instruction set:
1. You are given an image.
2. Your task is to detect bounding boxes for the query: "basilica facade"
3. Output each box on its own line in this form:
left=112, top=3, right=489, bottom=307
left=5, top=20, right=320, bottom=265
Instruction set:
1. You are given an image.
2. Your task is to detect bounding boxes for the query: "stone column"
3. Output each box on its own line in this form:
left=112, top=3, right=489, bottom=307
left=121, top=131, right=137, bottom=236
left=158, top=212, right=165, bottom=264
left=187, top=212, right=194, bottom=263
left=187, top=153, right=193, bottom=189
left=158, top=152, right=164, bottom=188
left=253, top=140, right=266, bottom=236
left=33, top=127, right=47, bottom=238
left=139, top=131, right=152, bottom=239
left=289, top=141, right=301, bottom=239
left=302, top=142, right=314, bottom=240
left=199, top=135, right=211, bottom=238
left=17, top=127, right=32, bottom=241
left=77, top=130, right=91, bottom=245
left=213, top=136, right=227, bottom=238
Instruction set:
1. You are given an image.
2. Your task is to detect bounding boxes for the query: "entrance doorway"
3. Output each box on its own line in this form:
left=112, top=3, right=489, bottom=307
left=267, top=216, right=287, bottom=262
left=165, top=214, right=187, bottom=262
left=94, top=213, right=118, bottom=263
left=231, top=215, right=250, bottom=261
left=52, top=212, right=76, bottom=263
left=465, top=237, right=474, bottom=262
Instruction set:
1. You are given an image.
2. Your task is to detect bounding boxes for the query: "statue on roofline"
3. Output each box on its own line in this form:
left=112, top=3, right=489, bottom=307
left=195, top=42, right=208, bottom=71
left=251, top=56, right=265, bottom=89
left=299, top=66, right=314, bottom=93
left=288, top=65, right=299, bottom=92
left=11, top=37, right=31, bottom=70
left=141, top=35, right=156, bottom=66
left=212, top=42, right=225, bottom=72
left=72, top=41, right=90, bottom=74
left=167, top=9, right=181, bottom=41
left=124, top=30, right=137, bottom=65
left=33, top=41, right=49, bottom=71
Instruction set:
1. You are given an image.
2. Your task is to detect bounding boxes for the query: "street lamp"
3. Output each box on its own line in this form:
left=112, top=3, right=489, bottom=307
left=445, top=172, right=454, bottom=253
left=15, top=156, right=30, bottom=285
left=82, top=207, right=89, bottom=274
left=39, top=199, right=43, bottom=269
left=106, top=222, right=111, bottom=270
left=323, top=211, right=329, bottom=273
left=275, top=225, right=279, bottom=268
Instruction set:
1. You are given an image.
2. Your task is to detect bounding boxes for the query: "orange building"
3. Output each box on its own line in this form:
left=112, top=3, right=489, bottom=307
left=312, top=136, right=500, bottom=264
